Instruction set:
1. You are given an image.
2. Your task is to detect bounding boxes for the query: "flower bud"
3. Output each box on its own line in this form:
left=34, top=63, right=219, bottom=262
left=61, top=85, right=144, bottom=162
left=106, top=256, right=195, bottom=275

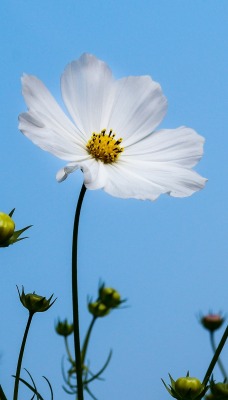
left=211, top=382, right=228, bottom=398
left=0, top=212, right=15, bottom=244
left=201, top=314, right=224, bottom=332
left=88, top=301, right=110, bottom=318
left=0, top=209, right=32, bottom=247
left=17, top=286, right=56, bottom=314
left=162, top=373, right=207, bottom=400
left=99, top=286, right=121, bottom=308
left=55, top=319, right=74, bottom=336
left=175, top=377, right=204, bottom=399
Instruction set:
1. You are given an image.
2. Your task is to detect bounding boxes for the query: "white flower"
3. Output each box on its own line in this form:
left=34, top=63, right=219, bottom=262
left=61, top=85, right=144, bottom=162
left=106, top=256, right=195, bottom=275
left=19, top=53, right=206, bottom=201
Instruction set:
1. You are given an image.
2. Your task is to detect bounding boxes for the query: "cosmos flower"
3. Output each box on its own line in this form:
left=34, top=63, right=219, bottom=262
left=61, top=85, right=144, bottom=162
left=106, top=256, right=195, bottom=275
left=19, top=53, right=206, bottom=201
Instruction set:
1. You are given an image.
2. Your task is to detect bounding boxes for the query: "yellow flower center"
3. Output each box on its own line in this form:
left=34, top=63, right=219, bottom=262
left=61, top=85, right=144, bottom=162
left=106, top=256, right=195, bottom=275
left=86, top=129, right=124, bottom=164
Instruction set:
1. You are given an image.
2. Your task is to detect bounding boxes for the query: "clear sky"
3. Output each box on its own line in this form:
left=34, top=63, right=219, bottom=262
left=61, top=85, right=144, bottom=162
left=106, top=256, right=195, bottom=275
left=0, top=1, right=228, bottom=399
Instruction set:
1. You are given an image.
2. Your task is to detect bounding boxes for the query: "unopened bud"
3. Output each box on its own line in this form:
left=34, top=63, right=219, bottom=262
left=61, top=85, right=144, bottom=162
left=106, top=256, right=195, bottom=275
left=201, top=314, right=224, bottom=332
left=55, top=319, right=74, bottom=336
left=162, top=373, right=208, bottom=400
left=17, top=286, right=56, bottom=314
left=99, top=287, right=121, bottom=308
left=175, top=377, right=204, bottom=399
left=88, top=301, right=110, bottom=318
left=0, top=209, right=31, bottom=247
left=211, top=381, right=228, bottom=397
left=0, top=212, right=15, bottom=244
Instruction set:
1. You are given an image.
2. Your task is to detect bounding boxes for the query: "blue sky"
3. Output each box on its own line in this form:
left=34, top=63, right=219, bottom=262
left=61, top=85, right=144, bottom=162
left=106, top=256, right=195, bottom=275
left=0, top=1, right=228, bottom=399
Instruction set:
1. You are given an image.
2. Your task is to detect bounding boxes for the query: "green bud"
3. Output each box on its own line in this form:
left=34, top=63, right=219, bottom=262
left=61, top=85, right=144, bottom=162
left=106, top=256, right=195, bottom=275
left=17, top=286, right=56, bottom=314
left=162, top=373, right=208, bottom=400
left=201, top=314, right=224, bottom=332
left=0, top=212, right=15, bottom=244
left=175, top=377, right=204, bottom=399
left=211, top=382, right=228, bottom=398
left=55, top=319, right=74, bottom=336
left=88, top=301, right=110, bottom=318
left=99, top=287, right=121, bottom=308
left=0, top=209, right=32, bottom=247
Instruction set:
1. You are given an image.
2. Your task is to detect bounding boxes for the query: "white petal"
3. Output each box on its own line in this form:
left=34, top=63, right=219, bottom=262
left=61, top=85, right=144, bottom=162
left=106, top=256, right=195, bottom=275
left=124, top=127, right=205, bottom=168
left=57, top=158, right=108, bottom=189
left=102, top=159, right=206, bottom=200
left=80, top=159, right=108, bottom=190
left=107, top=76, right=167, bottom=146
left=61, top=53, right=114, bottom=136
left=56, top=164, right=79, bottom=182
left=19, top=74, right=86, bottom=160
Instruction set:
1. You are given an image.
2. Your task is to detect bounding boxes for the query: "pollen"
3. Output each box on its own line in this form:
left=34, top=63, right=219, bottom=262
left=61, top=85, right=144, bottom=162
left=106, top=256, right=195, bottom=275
left=86, top=129, right=124, bottom=164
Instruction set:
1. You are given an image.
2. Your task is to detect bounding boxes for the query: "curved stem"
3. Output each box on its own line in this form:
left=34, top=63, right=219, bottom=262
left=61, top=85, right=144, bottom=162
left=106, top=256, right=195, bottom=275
left=81, top=316, right=97, bottom=365
left=72, top=184, right=86, bottom=400
left=203, top=325, right=228, bottom=386
left=210, top=331, right=227, bottom=380
left=13, top=312, right=34, bottom=400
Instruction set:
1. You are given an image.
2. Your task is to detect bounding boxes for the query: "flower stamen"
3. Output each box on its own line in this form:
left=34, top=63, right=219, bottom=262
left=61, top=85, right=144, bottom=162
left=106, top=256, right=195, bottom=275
left=86, top=129, right=124, bottom=164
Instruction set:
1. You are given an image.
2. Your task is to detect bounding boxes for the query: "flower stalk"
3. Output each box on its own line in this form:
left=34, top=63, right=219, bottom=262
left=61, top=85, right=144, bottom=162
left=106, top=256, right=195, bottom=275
left=72, top=183, right=87, bottom=400
left=81, top=316, right=97, bottom=366
left=209, top=331, right=227, bottom=380
left=64, top=336, right=74, bottom=365
left=203, top=324, right=228, bottom=386
left=13, top=312, right=34, bottom=400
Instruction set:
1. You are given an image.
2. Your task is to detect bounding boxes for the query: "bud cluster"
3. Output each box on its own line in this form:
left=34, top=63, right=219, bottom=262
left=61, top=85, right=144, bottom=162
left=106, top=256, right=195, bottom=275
left=88, top=282, right=125, bottom=318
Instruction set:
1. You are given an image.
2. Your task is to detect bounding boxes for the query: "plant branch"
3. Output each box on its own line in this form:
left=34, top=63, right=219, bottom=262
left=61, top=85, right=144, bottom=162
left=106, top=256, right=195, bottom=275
left=209, top=331, right=227, bottom=380
left=203, top=325, right=228, bottom=386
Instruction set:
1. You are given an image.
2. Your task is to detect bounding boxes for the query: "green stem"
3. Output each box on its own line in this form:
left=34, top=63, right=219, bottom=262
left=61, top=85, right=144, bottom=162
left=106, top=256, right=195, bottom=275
left=203, top=324, right=228, bottom=386
left=64, top=336, right=74, bottom=365
left=81, top=316, right=97, bottom=365
left=13, top=312, right=34, bottom=400
left=72, top=184, right=86, bottom=400
left=210, top=331, right=227, bottom=380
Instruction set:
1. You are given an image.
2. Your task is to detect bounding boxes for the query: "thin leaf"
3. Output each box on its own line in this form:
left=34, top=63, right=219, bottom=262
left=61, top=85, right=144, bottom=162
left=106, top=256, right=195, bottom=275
left=85, top=386, right=98, bottom=400
left=24, top=369, right=38, bottom=400
left=12, top=376, right=44, bottom=400
left=84, top=350, right=112, bottom=385
left=42, top=376, right=53, bottom=400
left=62, top=385, right=75, bottom=395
